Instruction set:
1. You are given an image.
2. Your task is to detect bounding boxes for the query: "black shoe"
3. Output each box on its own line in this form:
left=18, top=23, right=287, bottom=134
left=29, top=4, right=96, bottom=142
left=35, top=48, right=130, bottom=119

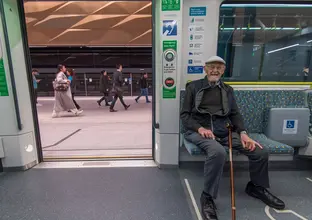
left=110, top=109, right=117, bottom=112
left=245, top=181, right=285, bottom=210
left=135, top=99, right=138, bottom=103
left=125, top=105, right=130, bottom=110
left=200, top=192, right=218, bottom=220
left=97, top=101, right=101, bottom=106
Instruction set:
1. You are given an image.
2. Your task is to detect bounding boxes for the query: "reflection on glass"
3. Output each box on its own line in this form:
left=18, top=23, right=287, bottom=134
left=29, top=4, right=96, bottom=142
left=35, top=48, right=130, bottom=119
left=217, top=3, right=312, bottom=82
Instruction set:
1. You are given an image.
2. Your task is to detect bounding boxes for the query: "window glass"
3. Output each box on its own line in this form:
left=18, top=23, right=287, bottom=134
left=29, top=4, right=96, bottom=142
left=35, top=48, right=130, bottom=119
left=217, top=3, right=312, bottom=82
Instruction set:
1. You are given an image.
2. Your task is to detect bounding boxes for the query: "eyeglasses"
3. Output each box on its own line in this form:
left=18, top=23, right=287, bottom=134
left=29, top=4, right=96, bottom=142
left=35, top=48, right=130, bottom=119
left=206, top=65, right=224, bottom=70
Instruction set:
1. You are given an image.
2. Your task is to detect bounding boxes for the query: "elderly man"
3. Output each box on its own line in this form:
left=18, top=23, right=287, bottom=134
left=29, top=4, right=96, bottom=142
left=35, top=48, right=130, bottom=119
left=180, top=56, right=285, bottom=220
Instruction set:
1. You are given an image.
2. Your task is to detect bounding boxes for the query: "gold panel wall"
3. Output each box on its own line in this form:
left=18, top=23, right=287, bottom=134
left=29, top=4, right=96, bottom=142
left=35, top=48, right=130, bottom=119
left=24, top=1, right=152, bottom=46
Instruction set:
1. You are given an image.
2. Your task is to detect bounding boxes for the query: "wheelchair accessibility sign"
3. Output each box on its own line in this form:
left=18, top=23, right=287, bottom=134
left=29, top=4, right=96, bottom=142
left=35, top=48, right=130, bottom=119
left=282, top=119, right=298, bottom=134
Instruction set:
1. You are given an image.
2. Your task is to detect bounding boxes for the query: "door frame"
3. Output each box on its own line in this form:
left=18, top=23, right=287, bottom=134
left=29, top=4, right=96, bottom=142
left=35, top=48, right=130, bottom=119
left=16, top=0, right=44, bottom=162
left=16, top=0, right=156, bottom=162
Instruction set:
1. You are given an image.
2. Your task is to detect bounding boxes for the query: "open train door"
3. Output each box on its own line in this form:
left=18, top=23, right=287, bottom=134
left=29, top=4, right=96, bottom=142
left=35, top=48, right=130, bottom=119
left=0, top=0, right=42, bottom=171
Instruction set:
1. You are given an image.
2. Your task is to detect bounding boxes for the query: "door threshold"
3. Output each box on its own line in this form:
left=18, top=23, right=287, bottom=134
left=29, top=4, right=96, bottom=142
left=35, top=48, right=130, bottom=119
left=35, top=159, right=157, bottom=168
left=43, top=155, right=153, bottom=162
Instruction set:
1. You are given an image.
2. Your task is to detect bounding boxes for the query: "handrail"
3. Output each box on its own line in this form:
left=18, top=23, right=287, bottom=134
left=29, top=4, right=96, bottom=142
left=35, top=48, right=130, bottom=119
left=0, top=1, right=22, bottom=130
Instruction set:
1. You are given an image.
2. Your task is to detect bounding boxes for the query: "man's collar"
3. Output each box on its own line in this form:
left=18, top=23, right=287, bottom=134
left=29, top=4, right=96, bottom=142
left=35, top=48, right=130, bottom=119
left=203, top=75, right=221, bottom=88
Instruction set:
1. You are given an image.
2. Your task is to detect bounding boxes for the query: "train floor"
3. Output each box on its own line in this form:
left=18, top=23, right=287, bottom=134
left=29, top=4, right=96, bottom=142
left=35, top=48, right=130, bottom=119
left=36, top=96, right=152, bottom=159
left=0, top=161, right=311, bottom=220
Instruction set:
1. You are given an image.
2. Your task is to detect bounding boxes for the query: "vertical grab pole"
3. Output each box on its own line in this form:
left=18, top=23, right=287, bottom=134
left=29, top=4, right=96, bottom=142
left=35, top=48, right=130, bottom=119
left=226, top=123, right=236, bottom=220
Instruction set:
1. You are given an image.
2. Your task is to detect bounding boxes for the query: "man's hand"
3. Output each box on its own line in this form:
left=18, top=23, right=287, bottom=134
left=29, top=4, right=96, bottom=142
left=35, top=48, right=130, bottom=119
left=198, top=127, right=215, bottom=139
left=240, top=133, right=263, bottom=151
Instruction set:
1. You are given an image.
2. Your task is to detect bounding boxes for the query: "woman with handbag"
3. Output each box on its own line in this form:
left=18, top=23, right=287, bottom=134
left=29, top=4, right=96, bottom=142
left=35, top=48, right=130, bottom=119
left=52, top=64, right=83, bottom=118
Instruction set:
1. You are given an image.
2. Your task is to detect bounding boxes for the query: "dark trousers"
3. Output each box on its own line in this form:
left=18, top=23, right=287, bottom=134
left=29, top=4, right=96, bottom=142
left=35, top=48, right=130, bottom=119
left=184, top=130, right=269, bottom=199
left=110, top=93, right=127, bottom=109
left=71, top=93, right=80, bottom=110
left=98, top=92, right=110, bottom=105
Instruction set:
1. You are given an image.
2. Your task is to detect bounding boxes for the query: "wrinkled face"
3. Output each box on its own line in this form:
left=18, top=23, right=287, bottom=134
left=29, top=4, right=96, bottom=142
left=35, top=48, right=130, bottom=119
left=204, top=62, right=225, bottom=82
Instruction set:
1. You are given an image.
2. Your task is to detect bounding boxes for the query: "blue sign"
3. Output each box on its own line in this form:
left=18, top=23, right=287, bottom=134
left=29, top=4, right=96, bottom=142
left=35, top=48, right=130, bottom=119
left=187, top=66, right=203, bottom=74
left=189, top=7, right=207, bottom=16
left=188, top=59, right=193, bottom=64
left=189, top=52, right=193, bottom=55
left=286, top=120, right=295, bottom=128
left=162, top=20, right=177, bottom=36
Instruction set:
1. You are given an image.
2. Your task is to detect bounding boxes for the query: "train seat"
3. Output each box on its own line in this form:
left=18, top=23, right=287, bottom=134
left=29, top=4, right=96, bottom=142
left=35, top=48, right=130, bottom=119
left=180, top=89, right=308, bottom=156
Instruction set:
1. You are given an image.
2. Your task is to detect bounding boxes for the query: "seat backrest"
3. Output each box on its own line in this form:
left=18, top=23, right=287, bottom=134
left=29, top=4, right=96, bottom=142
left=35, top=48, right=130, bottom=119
left=262, top=90, right=307, bottom=130
left=233, top=90, right=266, bottom=133
left=180, top=89, right=308, bottom=134
left=304, top=90, right=312, bottom=135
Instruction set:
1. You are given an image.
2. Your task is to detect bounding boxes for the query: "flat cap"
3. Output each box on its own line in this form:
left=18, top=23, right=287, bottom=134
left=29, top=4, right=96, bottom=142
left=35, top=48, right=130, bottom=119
left=205, top=56, right=226, bottom=65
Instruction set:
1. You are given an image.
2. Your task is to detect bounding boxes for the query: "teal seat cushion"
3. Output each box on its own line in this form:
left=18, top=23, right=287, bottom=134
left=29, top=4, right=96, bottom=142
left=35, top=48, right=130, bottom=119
left=183, top=133, right=294, bottom=156
left=248, top=133, right=294, bottom=154
left=183, top=136, right=205, bottom=156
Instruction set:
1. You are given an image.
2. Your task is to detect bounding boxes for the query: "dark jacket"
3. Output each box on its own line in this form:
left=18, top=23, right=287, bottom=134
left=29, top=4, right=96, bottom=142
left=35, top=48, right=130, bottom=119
left=99, top=75, right=110, bottom=93
left=112, top=70, right=123, bottom=95
left=180, top=76, right=245, bottom=138
left=139, top=77, right=148, bottom=89
left=68, top=75, right=77, bottom=93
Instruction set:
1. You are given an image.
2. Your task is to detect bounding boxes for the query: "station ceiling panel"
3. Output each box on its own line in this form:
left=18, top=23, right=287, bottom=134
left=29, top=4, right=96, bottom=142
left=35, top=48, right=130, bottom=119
left=24, top=1, right=152, bottom=46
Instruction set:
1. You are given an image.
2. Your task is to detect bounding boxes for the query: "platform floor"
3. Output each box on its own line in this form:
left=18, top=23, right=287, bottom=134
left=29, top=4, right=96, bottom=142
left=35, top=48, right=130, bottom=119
left=37, top=97, right=152, bottom=159
left=0, top=163, right=311, bottom=220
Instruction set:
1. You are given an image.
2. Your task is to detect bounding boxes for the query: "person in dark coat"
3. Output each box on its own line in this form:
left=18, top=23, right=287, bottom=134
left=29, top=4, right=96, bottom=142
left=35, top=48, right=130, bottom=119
left=97, top=70, right=111, bottom=106
left=135, top=73, right=150, bottom=103
left=181, top=56, right=285, bottom=220
left=109, top=64, right=130, bottom=112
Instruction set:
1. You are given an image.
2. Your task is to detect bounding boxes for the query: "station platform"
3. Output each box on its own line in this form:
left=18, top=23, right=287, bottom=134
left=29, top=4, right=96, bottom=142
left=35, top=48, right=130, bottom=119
left=37, top=96, right=152, bottom=160
left=0, top=161, right=311, bottom=220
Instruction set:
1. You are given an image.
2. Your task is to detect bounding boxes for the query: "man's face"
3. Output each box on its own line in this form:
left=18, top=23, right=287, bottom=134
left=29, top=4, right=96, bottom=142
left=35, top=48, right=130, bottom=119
left=204, top=62, right=225, bottom=82
left=119, top=65, right=123, bottom=71
left=62, top=66, right=66, bottom=73
left=144, top=74, right=147, bottom=78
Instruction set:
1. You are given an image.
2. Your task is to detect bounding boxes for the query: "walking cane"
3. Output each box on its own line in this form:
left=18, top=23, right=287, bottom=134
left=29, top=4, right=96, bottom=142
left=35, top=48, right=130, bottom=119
left=226, top=123, right=236, bottom=220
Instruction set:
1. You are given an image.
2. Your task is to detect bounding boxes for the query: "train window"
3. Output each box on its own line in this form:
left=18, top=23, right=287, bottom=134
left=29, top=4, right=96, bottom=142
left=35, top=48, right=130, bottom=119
left=217, top=3, right=312, bottom=82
